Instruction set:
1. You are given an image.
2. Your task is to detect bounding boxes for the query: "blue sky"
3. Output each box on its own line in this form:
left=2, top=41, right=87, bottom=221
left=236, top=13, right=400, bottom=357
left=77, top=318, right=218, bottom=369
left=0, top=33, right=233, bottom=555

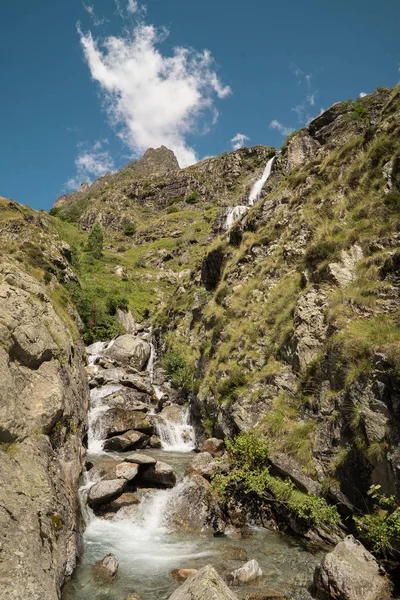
left=0, top=0, right=399, bottom=210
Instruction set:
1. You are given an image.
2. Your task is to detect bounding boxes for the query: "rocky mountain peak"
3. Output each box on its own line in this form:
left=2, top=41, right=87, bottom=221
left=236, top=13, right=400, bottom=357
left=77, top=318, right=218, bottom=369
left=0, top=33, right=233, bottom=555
left=138, top=145, right=180, bottom=174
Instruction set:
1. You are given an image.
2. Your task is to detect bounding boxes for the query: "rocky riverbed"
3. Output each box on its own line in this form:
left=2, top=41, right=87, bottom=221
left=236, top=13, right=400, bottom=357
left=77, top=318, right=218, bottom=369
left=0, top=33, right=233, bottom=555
left=62, top=331, right=325, bottom=600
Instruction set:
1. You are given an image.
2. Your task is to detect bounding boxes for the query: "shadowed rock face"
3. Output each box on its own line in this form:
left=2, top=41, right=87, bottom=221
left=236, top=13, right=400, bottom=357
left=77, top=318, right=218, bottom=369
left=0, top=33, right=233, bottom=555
left=0, top=260, right=89, bottom=599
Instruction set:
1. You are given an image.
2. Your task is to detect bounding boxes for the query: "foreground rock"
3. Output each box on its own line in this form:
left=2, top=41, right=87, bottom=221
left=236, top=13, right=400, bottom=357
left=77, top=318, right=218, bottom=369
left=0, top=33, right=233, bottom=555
left=186, top=452, right=219, bottom=480
left=228, top=560, right=263, bottom=584
left=313, top=535, right=392, bottom=600
left=102, top=408, right=153, bottom=437
left=168, top=565, right=238, bottom=600
left=93, top=553, right=119, bottom=583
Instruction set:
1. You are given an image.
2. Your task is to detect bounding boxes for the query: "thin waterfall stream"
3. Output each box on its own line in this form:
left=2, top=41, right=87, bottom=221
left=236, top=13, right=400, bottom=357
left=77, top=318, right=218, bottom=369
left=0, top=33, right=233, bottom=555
left=225, top=156, right=275, bottom=230
left=63, top=335, right=323, bottom=600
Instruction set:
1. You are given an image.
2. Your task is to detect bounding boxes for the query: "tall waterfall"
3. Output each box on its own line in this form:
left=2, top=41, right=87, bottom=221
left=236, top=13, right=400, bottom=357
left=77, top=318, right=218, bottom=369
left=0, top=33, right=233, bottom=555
left=248, top=156, right=275, bottom=206
left=224, top=155, right=275, bottom=229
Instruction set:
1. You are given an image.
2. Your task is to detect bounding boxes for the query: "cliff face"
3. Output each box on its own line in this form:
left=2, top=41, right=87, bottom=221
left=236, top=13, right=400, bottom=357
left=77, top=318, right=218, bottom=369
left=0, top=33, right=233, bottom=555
left=0, top=201, right=89, bottom=599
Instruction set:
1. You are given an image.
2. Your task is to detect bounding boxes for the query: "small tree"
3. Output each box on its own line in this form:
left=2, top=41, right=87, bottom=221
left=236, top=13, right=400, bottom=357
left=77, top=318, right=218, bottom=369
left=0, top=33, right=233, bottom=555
left=86, top=222, right=104, bottom=259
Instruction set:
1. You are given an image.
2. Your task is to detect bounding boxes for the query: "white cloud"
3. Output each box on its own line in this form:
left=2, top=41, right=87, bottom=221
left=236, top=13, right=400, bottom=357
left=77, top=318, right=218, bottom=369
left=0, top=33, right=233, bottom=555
left=65, top=140, right=114, bottom=191
left=78, top=22, right=231, bottom=167
left=230, top=133, right=249, bottom=150
left=269, top=119, right=294, bottom=137
left=307, top=94, right=315, bottom=106
left=127, top=0, right=139, bottom=13
left=359, top=92, right=367, bottom=98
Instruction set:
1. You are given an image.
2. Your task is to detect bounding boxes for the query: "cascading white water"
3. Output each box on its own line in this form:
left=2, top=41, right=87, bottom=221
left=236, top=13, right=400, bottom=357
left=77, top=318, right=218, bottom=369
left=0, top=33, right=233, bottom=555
left=225, top=205, right=249, bottom=229
left=155, top=408, right=195, bottom=453
left=248, top=155, right=275, bottom=206
left=224, top=155, right=275, bottom=229
left=87, top=384, right=123, bottom=454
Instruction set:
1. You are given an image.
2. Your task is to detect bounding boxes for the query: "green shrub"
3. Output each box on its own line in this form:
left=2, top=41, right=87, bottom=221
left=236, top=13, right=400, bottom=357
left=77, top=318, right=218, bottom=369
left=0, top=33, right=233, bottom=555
left=212, top=432, right=340, bottom=527
left=186, top=191, right=198, bottom=204
left=354, top=485, right=400, bottom=555
left=65, top=282, right=126, bottom=344
left=352, top=102, right=368, bottom=120
left=49, top=207, right=61, bottom=217
left=168, top=197, right=184, bottom=206
left=384, top=189, right=400, bottom=213
left=167, top=206, right=179, bottom=214
left=123, top=222, right=136, bottom=237
left=163, top=352, right=193, bottom=392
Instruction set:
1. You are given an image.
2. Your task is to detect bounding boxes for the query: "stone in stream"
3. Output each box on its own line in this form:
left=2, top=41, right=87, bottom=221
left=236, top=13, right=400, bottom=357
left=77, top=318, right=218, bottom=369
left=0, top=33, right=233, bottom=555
left=102, top=408, right=153, bottom=437
left=159, top=404, right=183, bottom=423
left=166, top=475, right=211, bottom=534
left=93, top=553, right=119, bottom=582
left=200, top=438, right=225, bottom=456
left=170, top=568, right=198, bottom=582
left=88, top=479, right=127, bottom=507
left=102, top=492, right=140, bottom=512
left=168, top=565, right=239, bottom=600
left=104, top=334, right=151, bottom=370
left=149, top=434, right=162, bottom=448
left=124, top=452, right=157, bottom=465
left=103, top=430, right=150, bottom=452
left=313, top=535, right=392, bottom=600
left=116, top=462, right=139, bottom=481
left=137, top=460, right=176, bottom=488
left=228, top=559, right=263, bottom=584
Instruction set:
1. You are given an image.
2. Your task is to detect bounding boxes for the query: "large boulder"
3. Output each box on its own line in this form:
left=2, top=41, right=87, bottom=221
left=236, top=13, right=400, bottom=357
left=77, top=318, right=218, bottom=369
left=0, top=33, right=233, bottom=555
left=186, top=452, right=219, bottom=480
left=313, top=535, right=392, bottom=600
left=103, top=430, right=150, bottom=452
left=166, top=475, right=211, bottom=534
left=102, top=408, right=153, bottom=438
left=138, top=460, right=176, bottom=488
left=88, top=479, right=126, bottom=507
left=168, top=565, right=238, bottom=600
left=124, top=452, right=157, bottom=465
left=200, top=438, right=225, bottom=456
left=159, top=404, right=183, bottom=423
left=105, top=335, right=151, bottom=370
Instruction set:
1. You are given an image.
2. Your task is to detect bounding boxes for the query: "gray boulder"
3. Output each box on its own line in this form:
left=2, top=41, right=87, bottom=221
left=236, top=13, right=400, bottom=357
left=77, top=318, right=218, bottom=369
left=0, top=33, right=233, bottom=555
left=166, top=475, right=211, bottom=534
left=124, top=452, right=157, bottom=465
left=168, top=565, right=238, bottom=600
left=138, top=460, right=176, bottom=488
left=93, top=553, right=119, bottom=582
left=102, top=408, right=153, bottom=438
left=228, top=559, right=263, bottom=584
left=88, top=479, right=126, bottom=507
left=313, top=535, right=392, bottom=600
left=200, top=438, right=225, bottom=456
left=105, top=335, right=151, bottom=370
left=186, top=452, right=219, bottom=480
left=103, top=430, right=150, bottom=452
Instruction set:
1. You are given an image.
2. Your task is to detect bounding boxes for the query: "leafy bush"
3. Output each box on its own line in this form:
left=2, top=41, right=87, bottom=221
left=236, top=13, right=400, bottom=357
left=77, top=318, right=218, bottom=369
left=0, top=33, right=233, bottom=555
left=163, top=352, right=193, bottom=392
left=65, top=282, right=126, bottom=344
left=168, top=197, right=184, bottom=206
left=49, top=207, right=61, bottom=217
left=185, top=191, right=198, bottom=204
left=355, top=485, right=400, bottom=555
left=212, top=432, right=340, bottom=527
left=167, top=206, right=179, bottom=214
left=86, top=222, right=104, bottom=259
left=352, top=102, right=368, bottom=120
left=123, top=222, right=136, bottom=237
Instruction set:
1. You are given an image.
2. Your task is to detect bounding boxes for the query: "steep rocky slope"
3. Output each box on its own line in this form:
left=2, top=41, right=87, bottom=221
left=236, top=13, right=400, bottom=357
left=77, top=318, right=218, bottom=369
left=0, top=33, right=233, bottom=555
left=156, top=85, right=400, bottom=518
left=0, top=199, right=89, bottom=599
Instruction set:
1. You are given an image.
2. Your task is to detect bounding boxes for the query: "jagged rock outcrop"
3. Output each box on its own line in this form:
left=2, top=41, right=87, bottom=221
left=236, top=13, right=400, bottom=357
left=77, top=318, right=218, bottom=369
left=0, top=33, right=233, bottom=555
left=168, top=565, right=239, bottom=600
left=0, top=260, right=88, bottom=599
